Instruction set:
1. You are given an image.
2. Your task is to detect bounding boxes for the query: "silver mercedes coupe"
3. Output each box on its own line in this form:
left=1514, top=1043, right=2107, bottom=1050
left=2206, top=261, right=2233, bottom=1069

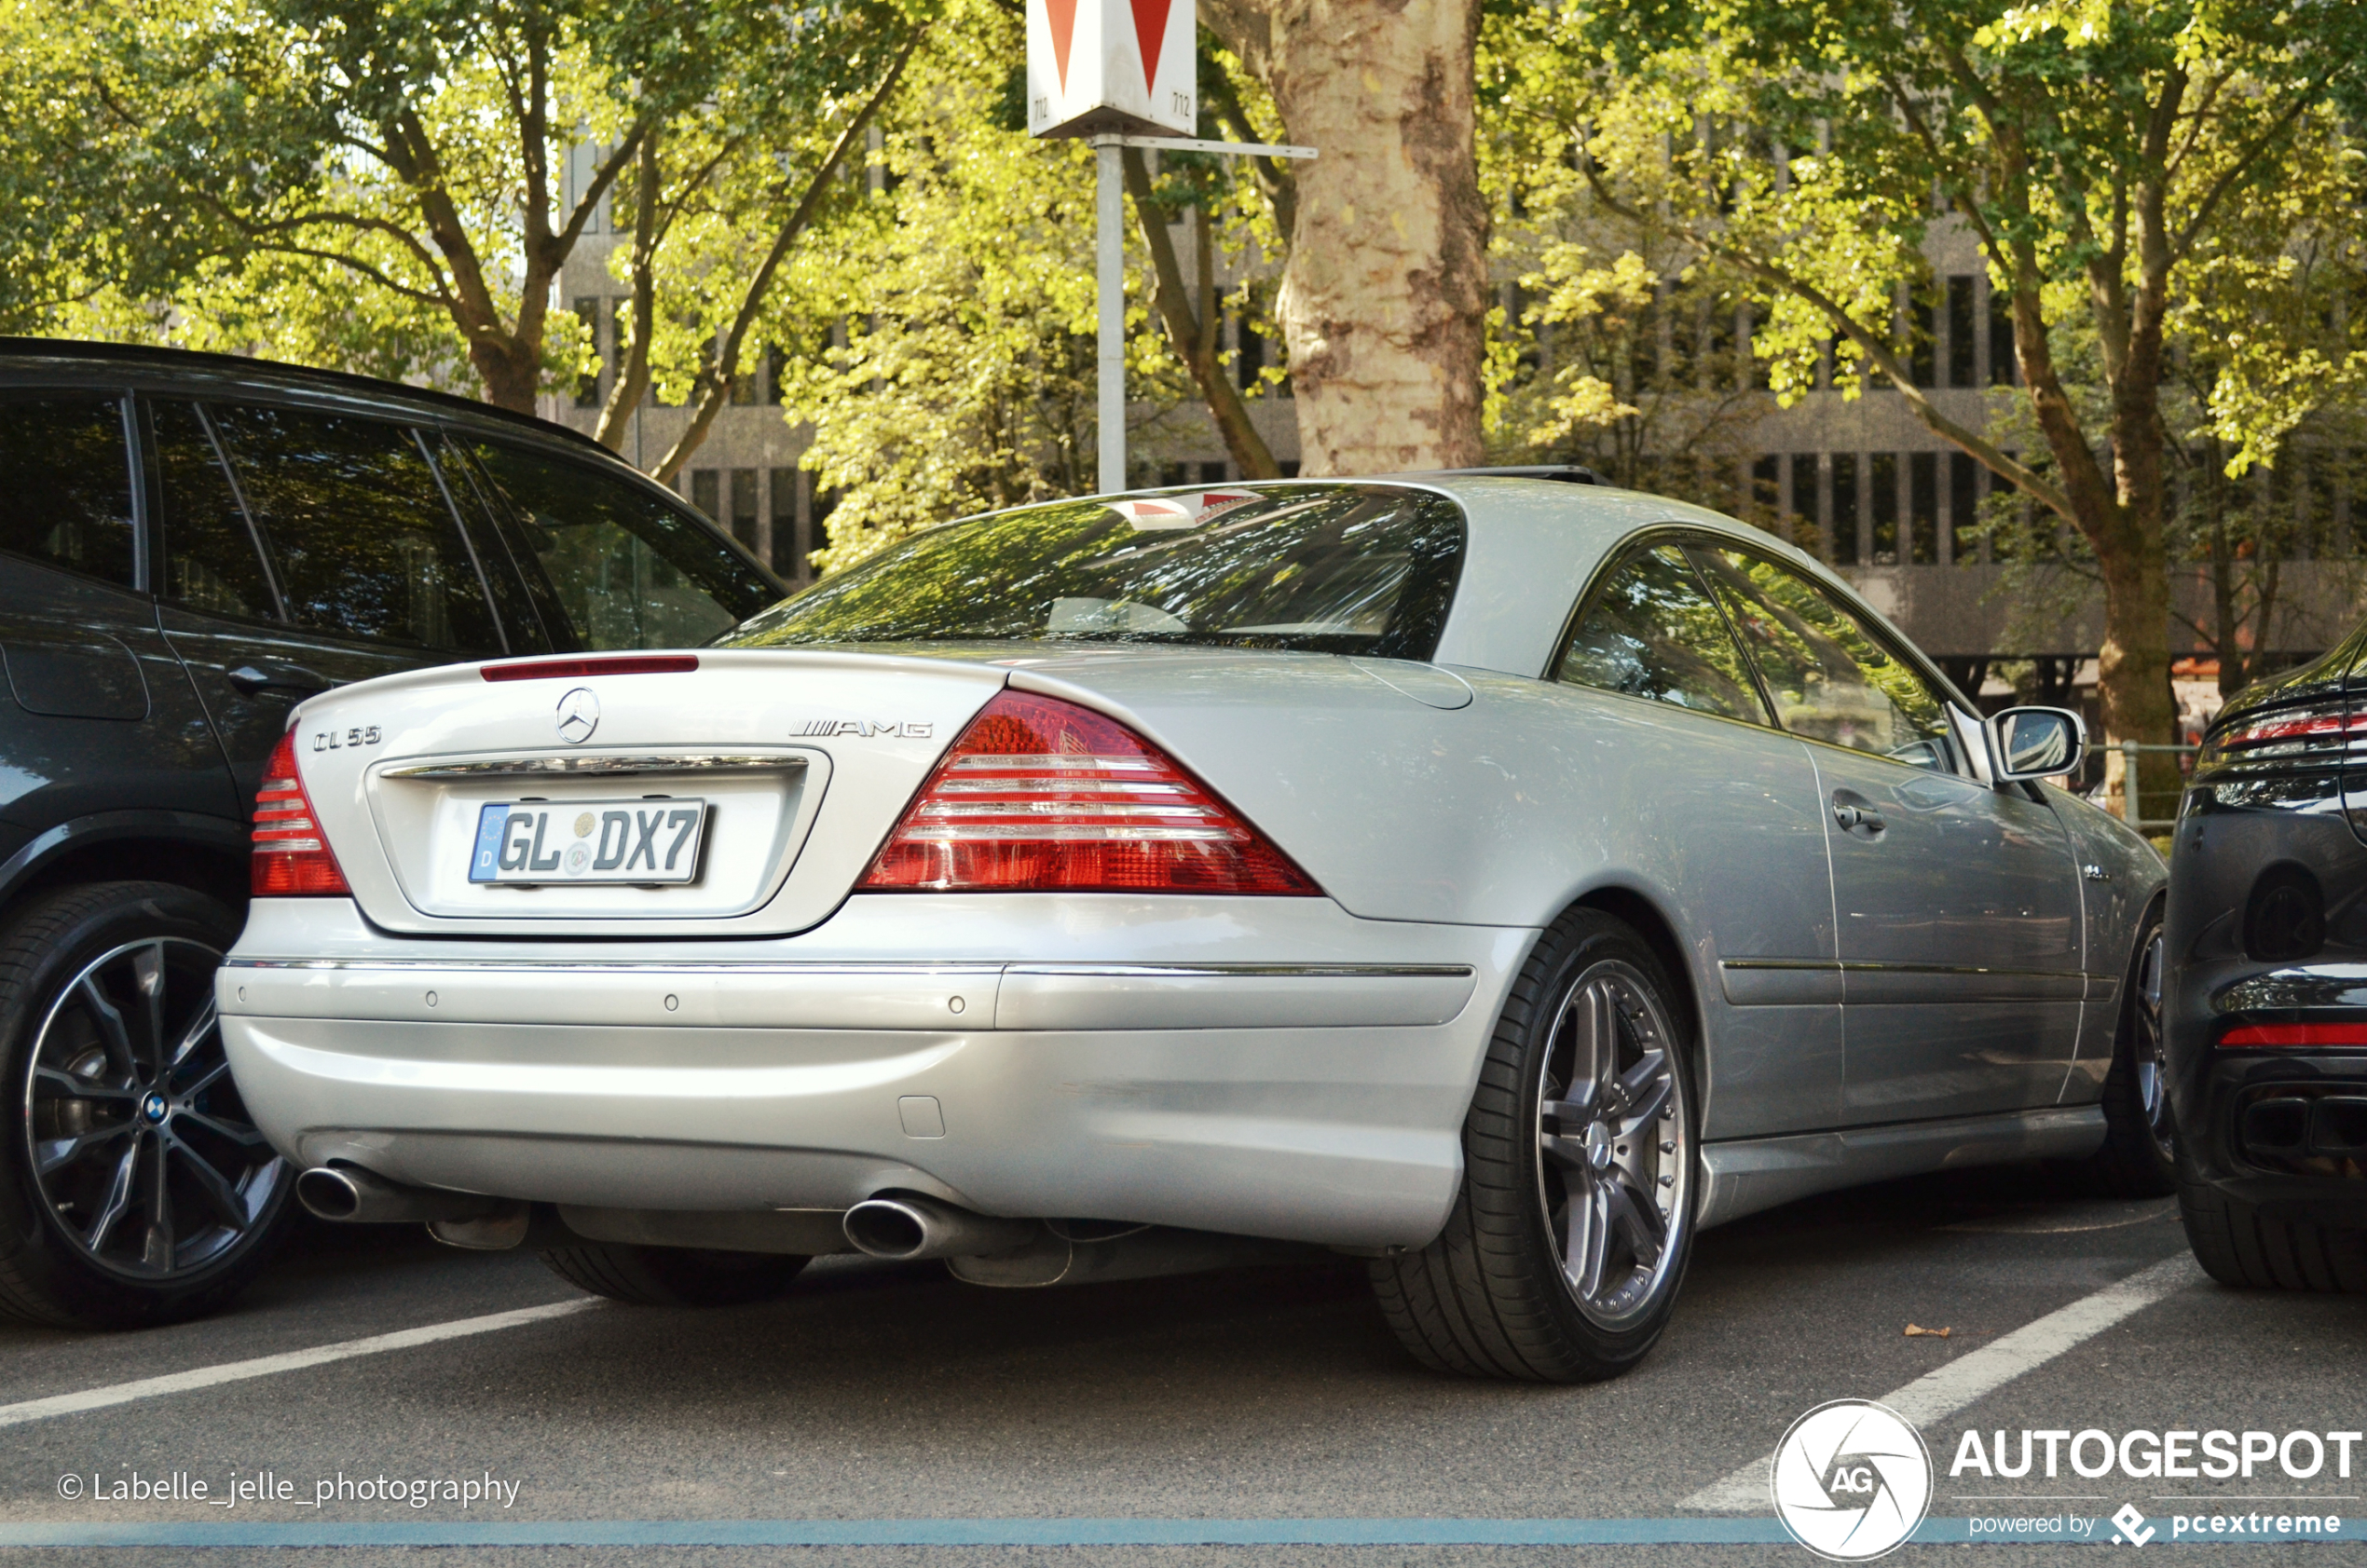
left=218, top=473, right=2169, bottom=1382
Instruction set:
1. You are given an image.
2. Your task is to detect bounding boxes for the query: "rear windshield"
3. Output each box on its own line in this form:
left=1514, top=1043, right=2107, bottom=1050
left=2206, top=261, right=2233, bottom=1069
left=722, top=484, right=1465, bottom=659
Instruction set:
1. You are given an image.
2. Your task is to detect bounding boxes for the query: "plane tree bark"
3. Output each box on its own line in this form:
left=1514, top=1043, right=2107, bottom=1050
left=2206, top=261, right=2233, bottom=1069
left=1197, top=0, right=1489, bottom=474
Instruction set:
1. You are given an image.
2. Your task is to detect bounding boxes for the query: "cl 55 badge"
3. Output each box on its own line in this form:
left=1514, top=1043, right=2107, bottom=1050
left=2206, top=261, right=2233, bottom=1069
left=312, top=726, right=381, bottom=752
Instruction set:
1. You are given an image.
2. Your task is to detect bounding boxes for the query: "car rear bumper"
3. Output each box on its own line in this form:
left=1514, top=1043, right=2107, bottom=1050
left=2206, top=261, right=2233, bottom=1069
left=218, top=895, right=1531, bottom=1248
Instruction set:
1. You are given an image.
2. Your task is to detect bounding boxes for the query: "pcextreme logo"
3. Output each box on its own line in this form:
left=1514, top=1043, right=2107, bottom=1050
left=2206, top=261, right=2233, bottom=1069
left=1771, top=1399, right=1935, bottom=1561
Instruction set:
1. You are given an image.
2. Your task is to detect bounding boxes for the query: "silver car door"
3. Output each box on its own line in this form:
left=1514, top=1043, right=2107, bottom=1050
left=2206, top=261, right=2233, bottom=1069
left=1552, top=540, right=1841, bottom=1138
left=1690, top=545, right=2084, bottom=1123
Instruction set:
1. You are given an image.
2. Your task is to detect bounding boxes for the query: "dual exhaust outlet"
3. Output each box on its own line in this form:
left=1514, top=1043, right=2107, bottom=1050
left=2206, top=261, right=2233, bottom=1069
left=299, top=1170, right=1300, bottom=1282
left=297, top=1170, right=1034, bottom=1261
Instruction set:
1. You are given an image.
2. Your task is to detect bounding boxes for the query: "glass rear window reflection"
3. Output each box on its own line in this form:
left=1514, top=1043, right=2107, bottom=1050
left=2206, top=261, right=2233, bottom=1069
left=466, top=441, right=775, bottom=652
left=725, top=486, right=1466, bottom=660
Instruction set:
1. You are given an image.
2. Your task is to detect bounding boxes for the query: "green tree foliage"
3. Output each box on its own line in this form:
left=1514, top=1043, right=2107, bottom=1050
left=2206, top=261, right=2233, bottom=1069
left=775, top=0, right=1194, bottom=573
left=1, top=0, right=912, bottom=414
left=1511, top=0, right=2367, bottom=791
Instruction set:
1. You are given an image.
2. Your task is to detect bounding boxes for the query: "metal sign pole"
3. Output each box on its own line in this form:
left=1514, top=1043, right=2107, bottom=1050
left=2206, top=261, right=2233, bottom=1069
left=1095, top=139, right=1126, bottom=496
left=1085, top=132, right=1315, bottom=498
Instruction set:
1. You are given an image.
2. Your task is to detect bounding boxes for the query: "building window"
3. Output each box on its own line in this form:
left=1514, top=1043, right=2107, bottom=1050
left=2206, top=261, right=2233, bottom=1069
left=1909, top=452, right=1937, bottom=564
left=765, top=346, right=787, bottom=407
left=691, top=469, right=718, bottom=521
left=1950, top=452, right=1980, bottom=563
left=573, top=297, right=602, bottom=408
left=1947, top=277, right=1976, bottom=388
left=730, top=469, right=759, bottom=551
left=1870, top=452, right=1899, bottom=564
left=1789, top=454, right=1821, bottom=559
left=1909, top=300, right=1936, bottom=389
left=1990, top=292, right=2017, bottom=387
left=1831, top=454, right=1860, bottom=566
left=781, top=472, right=818, bottom=589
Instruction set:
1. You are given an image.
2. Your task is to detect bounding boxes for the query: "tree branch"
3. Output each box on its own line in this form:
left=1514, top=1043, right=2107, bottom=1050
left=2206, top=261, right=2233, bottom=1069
left=1120, top=146, right=1279, bottom=479
left=650, top=34, right=922, bottom=483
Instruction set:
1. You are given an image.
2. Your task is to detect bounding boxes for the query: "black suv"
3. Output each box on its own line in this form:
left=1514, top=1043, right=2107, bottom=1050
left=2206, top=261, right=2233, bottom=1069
left=0, top=339, right=781, bottom=1328
left=2168, top=620, right=2367, bottom=1290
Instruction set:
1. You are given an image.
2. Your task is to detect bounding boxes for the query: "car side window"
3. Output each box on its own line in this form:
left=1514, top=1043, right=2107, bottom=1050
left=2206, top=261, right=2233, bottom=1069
left=1554, top=542, right=1770, bottom=725
left=464, top=440, right=775, bottom=651
left=1689, top=545, right=1956, bottom=770
left=208, top=404, right=502, bottom=654
left=150, top=401, right=279, bottom=621
left=0, top=394, right=138, bottom=586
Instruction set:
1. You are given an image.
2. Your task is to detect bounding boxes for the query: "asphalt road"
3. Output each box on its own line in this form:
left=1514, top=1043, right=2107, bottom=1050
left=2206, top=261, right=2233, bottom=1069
left=2, top=1161, right=2362, bottom=1568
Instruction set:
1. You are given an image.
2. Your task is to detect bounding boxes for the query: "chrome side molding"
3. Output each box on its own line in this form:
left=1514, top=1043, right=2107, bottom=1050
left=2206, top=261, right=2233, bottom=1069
left=383, top=754, right=810, bottom=780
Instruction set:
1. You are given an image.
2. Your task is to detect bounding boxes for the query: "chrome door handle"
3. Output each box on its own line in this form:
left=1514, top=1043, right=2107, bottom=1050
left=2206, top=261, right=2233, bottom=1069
left=1832, top=792, right=1885, bottom=837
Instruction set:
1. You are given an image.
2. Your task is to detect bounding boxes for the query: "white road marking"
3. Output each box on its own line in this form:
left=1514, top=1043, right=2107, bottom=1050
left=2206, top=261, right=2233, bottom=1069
left=1684, top=1251, right=2206, bottom=1511
left=0, top=1298, right=596, bottom=1430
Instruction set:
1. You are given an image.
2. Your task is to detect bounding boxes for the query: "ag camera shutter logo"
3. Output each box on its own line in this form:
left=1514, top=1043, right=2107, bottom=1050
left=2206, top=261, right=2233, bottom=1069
left=1772, top=1399, right=1934, bottom=1561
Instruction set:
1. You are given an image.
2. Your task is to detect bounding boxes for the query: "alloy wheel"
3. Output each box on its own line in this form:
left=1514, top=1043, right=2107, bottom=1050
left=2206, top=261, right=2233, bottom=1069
left=2133, top=928, right=2174, bottom=1162
left=21, top=938, right=286, bottom=1279
left=1534, top=960, right=1692, bottom=1329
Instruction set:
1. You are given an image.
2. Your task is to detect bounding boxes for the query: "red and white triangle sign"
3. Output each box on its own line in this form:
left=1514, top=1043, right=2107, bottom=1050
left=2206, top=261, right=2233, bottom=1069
left=1027, top=0, right=1193, bottom=137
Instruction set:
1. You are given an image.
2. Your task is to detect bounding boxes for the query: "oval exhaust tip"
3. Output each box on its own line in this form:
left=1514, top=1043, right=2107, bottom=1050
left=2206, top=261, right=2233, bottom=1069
left=295, top=1167, right=363, bottom=1221
left=841, top=1199, right=928, bottom=1260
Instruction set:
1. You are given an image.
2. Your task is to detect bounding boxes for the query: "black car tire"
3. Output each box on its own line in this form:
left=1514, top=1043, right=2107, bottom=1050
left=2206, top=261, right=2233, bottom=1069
left=540, top=1242, right=808, bottom=1306
left=2088, top=904, right=2177, bottom=1198
left=0, top=881, right=295, bottom=1329
left=2177, top=1153, right=2367, bottom=1292
left=1370, top=908, right=1697, bottom=1382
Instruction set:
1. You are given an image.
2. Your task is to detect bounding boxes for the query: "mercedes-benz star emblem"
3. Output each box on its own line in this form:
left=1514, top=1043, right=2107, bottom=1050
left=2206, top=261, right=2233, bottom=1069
left=554, top=687, right=600, bottom=744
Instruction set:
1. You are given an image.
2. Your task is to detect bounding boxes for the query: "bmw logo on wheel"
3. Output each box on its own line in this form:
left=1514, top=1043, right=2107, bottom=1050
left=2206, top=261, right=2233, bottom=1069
left=1771, top=1399, right=1933, bottom=1561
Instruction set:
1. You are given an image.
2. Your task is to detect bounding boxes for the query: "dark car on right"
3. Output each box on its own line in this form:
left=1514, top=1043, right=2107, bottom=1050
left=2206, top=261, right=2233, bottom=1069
left=2168, top=620, right=2367, bottom=1289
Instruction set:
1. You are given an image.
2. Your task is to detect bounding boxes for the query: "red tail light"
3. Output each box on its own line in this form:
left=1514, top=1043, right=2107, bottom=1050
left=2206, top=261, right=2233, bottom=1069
left=859, top=691, right=1320, bottom=894
left=252, top=729, right=350, bottom=895
left=2220, top=1022, right=2367, bottom=1049
left=2198, top=697, right=2367, bottom=770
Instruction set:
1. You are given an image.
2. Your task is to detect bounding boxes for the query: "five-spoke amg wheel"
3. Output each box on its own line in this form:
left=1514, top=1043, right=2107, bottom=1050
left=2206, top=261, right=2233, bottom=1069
left=1373, top=908, right=1697, bottom=1381
left=0, top=883, right=294, bottom=1327
left=2091, top=906, right=2177, bottom=1197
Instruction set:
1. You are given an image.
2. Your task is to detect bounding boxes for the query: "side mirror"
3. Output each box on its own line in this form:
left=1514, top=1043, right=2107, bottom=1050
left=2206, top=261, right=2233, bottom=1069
left=1988, top=706, right=2086, bottom=782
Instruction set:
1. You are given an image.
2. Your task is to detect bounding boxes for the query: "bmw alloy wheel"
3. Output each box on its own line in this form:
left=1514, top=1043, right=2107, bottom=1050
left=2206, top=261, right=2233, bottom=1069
left=1534, top=960, right=1692, bottom=1329
left=21, top=937, right=287, bottom=1280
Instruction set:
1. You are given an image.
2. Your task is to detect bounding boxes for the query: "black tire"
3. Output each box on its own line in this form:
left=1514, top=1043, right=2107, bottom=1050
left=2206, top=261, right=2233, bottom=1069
left=2088, top=902, right=2177, bottom=1197
left=540, top=1242, right=808, bottom=1306
left=2178, top=1157, right=2367, bottom=1292
left=1371, top=908, right=1698, bottom=1382
left=0, top=881, right=295, bottom=1329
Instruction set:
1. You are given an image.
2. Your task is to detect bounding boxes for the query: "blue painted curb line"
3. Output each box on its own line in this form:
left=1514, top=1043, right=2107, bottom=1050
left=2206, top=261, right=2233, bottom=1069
left=0, top=1516, right=2357, bottom=1548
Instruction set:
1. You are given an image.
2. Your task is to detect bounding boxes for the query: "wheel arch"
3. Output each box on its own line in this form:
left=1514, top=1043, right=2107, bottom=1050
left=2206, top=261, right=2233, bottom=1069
left=0, top=813, right=249, bottom=926
left=1567, top=882, right=1704, bottom=1084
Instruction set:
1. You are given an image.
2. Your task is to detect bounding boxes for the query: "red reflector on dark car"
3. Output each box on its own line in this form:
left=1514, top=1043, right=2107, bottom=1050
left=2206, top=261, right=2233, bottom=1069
left=481, top=655, right=700, bottom=682
left=2220, top=1022, right=2367, bottom=1048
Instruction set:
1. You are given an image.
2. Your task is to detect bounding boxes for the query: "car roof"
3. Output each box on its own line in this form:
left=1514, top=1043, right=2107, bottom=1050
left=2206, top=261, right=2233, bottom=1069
left=0, top=335, right=609, bottom=457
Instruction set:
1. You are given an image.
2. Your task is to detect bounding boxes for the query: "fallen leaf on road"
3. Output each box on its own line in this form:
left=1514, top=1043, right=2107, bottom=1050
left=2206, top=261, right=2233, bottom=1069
left=1904, top=1324, right=1951, bottom=1338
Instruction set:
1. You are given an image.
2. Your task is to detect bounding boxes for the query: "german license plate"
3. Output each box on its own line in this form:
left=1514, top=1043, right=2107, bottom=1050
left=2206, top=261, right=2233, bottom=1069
left=467, top=800, right=708, bottom=885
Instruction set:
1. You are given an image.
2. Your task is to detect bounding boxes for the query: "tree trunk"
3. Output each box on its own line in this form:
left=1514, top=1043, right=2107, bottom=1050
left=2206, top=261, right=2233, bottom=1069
left=1121, top=148, right=1280, bottom=480
left=1201, top=0, right=1488, bottom=474
left=471, top=336, right=543, bottom=415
